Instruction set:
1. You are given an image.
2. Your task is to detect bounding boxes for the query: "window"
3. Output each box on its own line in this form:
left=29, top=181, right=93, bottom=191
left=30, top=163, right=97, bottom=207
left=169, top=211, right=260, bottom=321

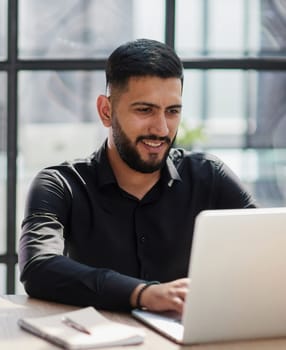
left=0, top=73, right=7, bottom=255
left=18, top=0, right=165, bottom=59
left=1, top=0, right=286, bottom=294
left=0, top=0, right=8, bottom=60
left=176, top=0, right=286, bottom=209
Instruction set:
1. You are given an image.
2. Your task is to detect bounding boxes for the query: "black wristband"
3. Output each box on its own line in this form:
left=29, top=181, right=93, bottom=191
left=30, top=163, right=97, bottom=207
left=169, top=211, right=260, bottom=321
left=136, top=281, right=160, bottom=310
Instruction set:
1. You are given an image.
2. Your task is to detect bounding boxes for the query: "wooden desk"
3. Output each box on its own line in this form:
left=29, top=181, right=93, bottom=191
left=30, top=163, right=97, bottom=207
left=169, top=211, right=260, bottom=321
left=1, top=295, right=286, bottom=350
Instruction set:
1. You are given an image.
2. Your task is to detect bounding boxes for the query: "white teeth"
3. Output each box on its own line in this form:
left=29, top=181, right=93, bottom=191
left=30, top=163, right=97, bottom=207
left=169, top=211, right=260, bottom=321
left=143, top=140, right=162, bottom=147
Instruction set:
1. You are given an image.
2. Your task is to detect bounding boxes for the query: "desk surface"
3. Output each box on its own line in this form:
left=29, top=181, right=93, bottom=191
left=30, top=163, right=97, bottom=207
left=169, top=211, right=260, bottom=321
left=1, top=295, right=286, bottom=350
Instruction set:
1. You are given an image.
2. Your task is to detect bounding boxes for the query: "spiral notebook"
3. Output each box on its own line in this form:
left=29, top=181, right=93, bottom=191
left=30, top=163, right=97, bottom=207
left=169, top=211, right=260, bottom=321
left=18, top=306, right=145, bottom=349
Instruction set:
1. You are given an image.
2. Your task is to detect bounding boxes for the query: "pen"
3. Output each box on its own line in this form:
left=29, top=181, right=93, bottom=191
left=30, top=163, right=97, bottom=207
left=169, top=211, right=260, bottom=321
left=62, top=316, right=91, bottom=335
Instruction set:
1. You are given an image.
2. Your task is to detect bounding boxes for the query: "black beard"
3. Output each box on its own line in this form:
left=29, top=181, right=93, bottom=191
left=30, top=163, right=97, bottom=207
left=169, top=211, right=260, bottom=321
left=112, top=116, right=174, bottom=173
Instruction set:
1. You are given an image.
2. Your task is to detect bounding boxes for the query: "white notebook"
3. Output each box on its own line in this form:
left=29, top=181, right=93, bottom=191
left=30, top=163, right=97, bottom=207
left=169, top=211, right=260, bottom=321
left=18, top=306, right=145, bottom=349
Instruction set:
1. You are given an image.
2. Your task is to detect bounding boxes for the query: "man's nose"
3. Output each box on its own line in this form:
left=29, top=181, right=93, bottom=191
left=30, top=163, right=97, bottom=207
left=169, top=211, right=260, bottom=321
left=148, top=112, right=169, bottom=136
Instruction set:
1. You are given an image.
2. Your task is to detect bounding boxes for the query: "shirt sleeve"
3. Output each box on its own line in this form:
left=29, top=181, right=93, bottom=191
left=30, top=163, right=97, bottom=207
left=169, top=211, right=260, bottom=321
left=18, top=169, right=143, bottom=311
left=212, top=158, right=258, bottom=209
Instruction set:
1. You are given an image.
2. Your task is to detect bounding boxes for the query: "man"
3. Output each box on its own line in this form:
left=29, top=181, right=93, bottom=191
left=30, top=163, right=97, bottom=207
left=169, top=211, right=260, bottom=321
left=19, top=39, right=256, bottom=312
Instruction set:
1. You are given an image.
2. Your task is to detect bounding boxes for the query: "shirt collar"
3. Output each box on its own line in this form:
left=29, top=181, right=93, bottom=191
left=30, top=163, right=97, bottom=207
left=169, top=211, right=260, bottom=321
left=165, top=154, right=182, bottom=187
left=91, top=141, right=117, bottom=188
left=92, top=141, right=182, bottom=189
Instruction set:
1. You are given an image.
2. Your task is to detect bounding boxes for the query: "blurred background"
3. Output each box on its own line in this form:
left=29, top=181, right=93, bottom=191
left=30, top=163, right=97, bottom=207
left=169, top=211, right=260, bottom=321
left=1, top=0, right=286, bottom=294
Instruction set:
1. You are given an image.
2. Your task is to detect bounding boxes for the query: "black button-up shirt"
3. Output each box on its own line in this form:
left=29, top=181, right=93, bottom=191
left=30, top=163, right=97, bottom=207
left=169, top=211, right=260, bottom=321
left=19, top=142, right=256, bottom=310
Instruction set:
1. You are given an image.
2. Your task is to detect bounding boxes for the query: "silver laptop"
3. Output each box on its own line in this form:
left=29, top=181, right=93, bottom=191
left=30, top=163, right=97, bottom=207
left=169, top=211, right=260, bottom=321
left=132, top=207, right=286, bottom=344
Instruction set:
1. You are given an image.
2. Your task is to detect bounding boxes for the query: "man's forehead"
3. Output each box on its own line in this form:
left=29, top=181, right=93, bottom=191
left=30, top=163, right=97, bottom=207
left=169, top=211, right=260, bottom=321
left=107, top=76, right=182, bottom=105
left=108, top=75, right=181, bottom=90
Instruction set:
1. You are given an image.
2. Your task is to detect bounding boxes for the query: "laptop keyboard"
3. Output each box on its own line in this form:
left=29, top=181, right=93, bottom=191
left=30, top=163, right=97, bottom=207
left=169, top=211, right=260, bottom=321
left=158, top=310, right=182, bottom=324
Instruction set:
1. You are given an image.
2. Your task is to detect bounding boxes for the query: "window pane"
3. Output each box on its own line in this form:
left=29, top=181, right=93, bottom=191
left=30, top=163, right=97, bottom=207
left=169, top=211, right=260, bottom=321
left=18, top=0, right=165, bottom=59
left=175, top=0, right=203, bottom=56
left=180, top=70, right=286, bottom=149
left=207, top=0, right=245, bottom=53
left=0, top=0, right=8, bottom=60
left=0, top=72, right=7, bottom=255
left=180, top=70, right=247, bottom=148
left=206, top=70, right=246, bottom=147
left=132, top=0, right=165, bottom=41
left=17, top=71, right=107, bottom=240
left=0, top=264, right=6, bottom=294
left=249, top=71, right=286, bottom=148
left=176, top=0, right=286, bottom=57
left=261, top=0, right=286, bottom=53
left=181, top=70, right=203, bottom=125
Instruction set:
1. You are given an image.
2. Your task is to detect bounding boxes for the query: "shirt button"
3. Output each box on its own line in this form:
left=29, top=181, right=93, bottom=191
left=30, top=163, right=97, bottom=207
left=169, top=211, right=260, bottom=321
left=140, top=235, right=145, bottom=244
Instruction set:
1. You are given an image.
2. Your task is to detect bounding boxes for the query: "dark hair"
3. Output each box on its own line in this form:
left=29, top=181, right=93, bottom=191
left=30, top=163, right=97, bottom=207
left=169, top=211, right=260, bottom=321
left=106, top=38, right=184, bottom=92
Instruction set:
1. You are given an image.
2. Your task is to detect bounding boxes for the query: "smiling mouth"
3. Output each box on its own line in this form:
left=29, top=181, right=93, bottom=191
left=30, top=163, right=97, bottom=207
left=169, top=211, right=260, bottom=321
left=142, top=140, right=165, bottom=148
left=138, top=135, right=171, bottom=149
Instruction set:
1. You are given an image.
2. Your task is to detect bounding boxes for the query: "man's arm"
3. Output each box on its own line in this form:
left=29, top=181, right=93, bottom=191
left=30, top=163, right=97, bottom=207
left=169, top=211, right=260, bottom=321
left=19, top=169, right=190, bottom=312
left=20, top=211, right=189, bottom=312
left=19, top=216, right=144, bottom=310
left=213, top=159, right=257, bottom=209
left=19, top=169, right=143, bottom=310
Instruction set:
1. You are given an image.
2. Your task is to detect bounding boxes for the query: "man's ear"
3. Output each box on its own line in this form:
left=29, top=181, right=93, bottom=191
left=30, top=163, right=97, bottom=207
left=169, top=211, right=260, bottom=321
left=97, top=95, right=112, bottom=127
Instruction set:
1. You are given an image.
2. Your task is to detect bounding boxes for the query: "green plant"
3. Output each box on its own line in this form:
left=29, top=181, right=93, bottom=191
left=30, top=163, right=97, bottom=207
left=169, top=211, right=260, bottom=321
left=176, top=121, right=206, bottom=149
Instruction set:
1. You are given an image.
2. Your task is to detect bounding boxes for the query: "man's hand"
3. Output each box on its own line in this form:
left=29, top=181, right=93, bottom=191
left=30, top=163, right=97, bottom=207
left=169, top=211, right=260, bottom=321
left=130, top=278, right=189, bottom=314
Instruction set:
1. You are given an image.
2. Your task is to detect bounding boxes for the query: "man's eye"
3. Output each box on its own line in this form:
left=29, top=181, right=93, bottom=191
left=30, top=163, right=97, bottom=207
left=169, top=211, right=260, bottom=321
left=137, top=107, right=152, bottom=113
left=167, top=108, right=181, bottom=115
